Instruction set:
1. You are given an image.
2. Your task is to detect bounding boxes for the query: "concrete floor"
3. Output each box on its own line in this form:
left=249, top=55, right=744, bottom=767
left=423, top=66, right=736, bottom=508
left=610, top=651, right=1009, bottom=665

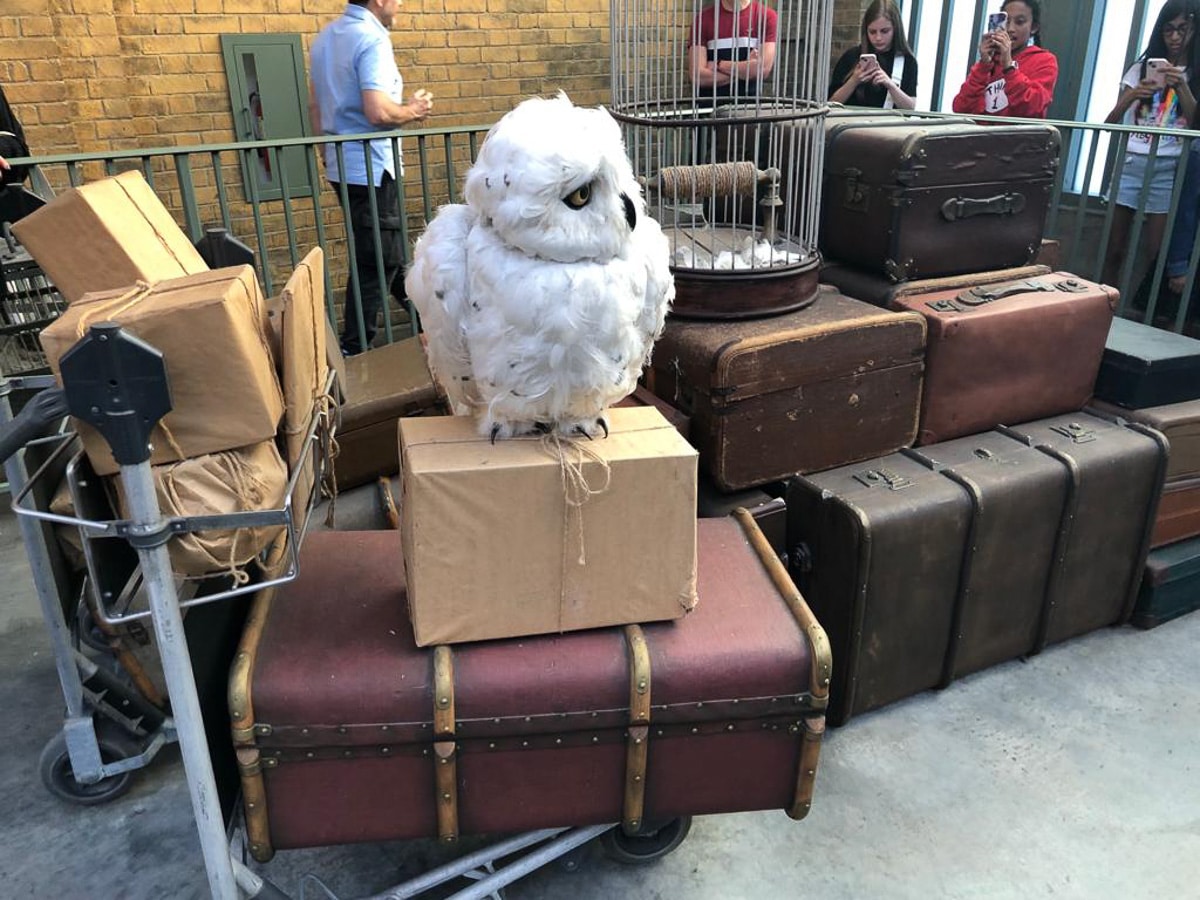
left=1, top=487, right=1198, bottom=900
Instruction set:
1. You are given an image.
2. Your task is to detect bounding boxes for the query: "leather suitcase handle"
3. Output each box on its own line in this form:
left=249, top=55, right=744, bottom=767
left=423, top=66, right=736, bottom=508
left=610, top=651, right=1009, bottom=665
left=939, top=191, right=1026, bottom=221
left=926, top=277, right=1091, bottom=313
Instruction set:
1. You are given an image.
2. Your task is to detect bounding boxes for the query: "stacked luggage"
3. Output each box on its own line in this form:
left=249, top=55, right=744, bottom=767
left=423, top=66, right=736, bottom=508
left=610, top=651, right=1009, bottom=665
left=1090, top=318, right=1200, bottom=629
left=646, top=108, right=1180, bottom=727
left=14, top=170, right=834, bottom=859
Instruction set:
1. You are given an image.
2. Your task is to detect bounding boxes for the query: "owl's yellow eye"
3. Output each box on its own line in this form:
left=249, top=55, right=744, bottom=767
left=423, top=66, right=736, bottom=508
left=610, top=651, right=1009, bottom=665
left=564, top=183, right=592, bottom=209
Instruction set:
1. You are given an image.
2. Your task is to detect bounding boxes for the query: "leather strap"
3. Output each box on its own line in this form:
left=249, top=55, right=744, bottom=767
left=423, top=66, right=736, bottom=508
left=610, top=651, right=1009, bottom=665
left=622, top=625, right=652, bottom=834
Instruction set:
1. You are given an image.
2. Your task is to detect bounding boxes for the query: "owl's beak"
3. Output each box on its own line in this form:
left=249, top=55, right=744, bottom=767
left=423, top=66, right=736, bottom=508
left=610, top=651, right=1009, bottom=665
left=621, top=193, right=637, bottom=231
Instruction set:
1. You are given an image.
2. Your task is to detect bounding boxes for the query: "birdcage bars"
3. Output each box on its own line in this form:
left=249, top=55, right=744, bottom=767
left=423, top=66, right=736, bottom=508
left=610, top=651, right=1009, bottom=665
left=609, top=0, right=833, bottom=317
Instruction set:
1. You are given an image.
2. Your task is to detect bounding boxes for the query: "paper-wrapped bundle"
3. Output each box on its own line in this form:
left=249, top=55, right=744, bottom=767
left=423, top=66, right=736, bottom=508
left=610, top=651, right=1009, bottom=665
left=116, top=440, right=289, bottom=579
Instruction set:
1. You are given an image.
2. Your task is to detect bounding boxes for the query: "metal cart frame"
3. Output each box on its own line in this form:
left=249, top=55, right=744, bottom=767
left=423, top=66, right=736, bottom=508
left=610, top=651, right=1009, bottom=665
left=7, top=325, right=687, bottom=899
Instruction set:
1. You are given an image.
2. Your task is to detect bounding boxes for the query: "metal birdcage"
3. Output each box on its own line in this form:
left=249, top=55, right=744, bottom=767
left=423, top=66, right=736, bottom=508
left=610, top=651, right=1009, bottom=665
left=610, top=0, right=832, bottom=318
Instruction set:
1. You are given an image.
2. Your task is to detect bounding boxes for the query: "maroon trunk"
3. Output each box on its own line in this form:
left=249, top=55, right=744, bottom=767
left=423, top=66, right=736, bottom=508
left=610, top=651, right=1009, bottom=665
left=648, top=288, right=926, bottom=490
left=887, top=271, right=1116, bottom=445
left=230, top=515, right=830, bottom=861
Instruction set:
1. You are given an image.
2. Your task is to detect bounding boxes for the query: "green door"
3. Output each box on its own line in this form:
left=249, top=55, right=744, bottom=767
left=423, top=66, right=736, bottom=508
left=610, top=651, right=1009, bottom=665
left=221, top=34, right=314, bottom=202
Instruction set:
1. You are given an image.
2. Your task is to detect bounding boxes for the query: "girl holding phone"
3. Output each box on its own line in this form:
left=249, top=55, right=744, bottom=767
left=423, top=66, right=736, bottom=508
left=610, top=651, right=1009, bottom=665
left=951, top=0, right=1058, bottom=118
left=829, top=0, right=918, bottom=110
left=1102, top=0, right=1200, bottom=291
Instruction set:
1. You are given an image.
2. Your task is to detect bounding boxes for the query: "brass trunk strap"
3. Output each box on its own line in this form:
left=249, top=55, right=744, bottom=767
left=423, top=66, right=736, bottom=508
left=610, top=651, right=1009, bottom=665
left=622, top=624, right=652, bottom=835
left=732, top=507, right=832, bottom=705
left=432, top=646, right=459, bottom=843
left=237, top=747, right=275, bottom=862
left=787, top=715, right=825, bottom=820
left=229, top=534, right=290, bottom=745
left=434, top=740, right=459, bottom=843
left=433, top=645, right=456, bottom=735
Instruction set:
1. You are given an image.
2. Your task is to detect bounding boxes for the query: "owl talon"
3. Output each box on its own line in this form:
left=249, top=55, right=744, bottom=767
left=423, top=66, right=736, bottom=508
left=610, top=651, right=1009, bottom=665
left=598, top=418, right=609, bottom=439
left=574, top=425, right=595, bottom=440
left=490, top=424, right=502, bottom=444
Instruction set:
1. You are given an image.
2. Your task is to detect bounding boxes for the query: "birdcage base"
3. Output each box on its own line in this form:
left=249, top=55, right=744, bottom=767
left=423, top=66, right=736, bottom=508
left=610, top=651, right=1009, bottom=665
left=667, top=225, right=819, bottom=320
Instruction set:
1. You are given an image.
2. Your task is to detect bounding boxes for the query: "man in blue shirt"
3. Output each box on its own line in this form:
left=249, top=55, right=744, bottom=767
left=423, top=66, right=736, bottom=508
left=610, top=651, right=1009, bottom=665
left=309, top=0, right=433, bottom=356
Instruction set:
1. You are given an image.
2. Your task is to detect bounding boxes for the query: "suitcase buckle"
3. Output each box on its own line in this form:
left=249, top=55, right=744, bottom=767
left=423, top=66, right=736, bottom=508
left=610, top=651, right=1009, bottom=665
left=853, top=467, right=913, bottom=490
left=927, top=299, right=959, bottom=313
left=842, top=167, right=869, bottom=213
left=1050, top=422, right=1096, bottom=443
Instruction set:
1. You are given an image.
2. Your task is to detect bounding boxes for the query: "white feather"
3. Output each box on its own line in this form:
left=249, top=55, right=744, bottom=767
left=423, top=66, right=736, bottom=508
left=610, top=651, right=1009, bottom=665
left=405, top=93, right=674, bottom=438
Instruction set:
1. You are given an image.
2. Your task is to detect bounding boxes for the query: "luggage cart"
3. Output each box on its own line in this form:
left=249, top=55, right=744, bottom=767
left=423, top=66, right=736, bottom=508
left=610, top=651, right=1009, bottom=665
left=8, top=324, right=688, bottom=899
left=2, top=312, right=330, bottom=807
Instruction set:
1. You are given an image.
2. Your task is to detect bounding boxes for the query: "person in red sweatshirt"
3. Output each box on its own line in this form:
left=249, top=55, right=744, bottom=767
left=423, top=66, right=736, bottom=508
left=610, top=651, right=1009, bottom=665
left=952, top=0, right=1058, bottom=118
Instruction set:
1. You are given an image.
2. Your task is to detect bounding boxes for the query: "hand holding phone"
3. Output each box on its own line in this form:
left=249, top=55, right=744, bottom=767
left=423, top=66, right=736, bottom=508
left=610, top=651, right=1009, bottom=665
left=1146, top=58, right=1170, bottom=88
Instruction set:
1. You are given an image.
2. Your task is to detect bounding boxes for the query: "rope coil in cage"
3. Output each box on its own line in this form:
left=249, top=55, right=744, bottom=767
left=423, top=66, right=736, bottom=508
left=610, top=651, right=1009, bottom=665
left=657, top=162, right=759, bottom=201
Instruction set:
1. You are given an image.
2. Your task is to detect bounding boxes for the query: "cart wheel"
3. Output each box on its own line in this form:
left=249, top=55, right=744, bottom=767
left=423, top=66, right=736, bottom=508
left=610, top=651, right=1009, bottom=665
left=38, top=722, right=142, bottom=805
left=76, top=606, right=111, bottom=654
left=600, top=817, right=692, bottom=865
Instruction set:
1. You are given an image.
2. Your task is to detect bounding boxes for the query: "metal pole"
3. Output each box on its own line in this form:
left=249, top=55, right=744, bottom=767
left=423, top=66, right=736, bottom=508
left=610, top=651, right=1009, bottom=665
left=118, top=460, right=240, bottom=900
left=0, top=379, right=101, bottom=779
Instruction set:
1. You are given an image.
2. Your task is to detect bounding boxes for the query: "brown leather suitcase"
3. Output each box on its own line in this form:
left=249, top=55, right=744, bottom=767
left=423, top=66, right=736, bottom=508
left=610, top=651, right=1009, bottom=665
left=696, top=473, right=787, bottom=564
left=786, top=410, right=1166, bottom=726
left=648, top=288, right=926, bottom=490
left=615, top=385, right=691, bottom=441
left=887, top=271, right=1116, bottom=445
left=821, top=118, right=1060, bottom=281
left=1089, top=398, right=1200, bottom=481
left=230, top=514, right=830, bottom=860
left=332, top=336, right=448, bottom=491
left=1150, top=476, right=1200, bottom=548
left=818, top=262, right=1051, bottom=308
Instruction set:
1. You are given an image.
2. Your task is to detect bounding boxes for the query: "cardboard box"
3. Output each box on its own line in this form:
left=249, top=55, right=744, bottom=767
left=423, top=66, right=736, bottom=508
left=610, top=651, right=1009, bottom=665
left=40, top=265, right=284, bottom=476
left=279, top=247, right=329, bottom=521
left=12, top=170, right=208, bottom=304
left=399, top=406, right=698, bottom=646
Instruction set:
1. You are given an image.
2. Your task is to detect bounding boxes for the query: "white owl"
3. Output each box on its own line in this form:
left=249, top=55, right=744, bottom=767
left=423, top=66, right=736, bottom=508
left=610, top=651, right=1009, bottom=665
left=405, top=93, right=675, bottom=440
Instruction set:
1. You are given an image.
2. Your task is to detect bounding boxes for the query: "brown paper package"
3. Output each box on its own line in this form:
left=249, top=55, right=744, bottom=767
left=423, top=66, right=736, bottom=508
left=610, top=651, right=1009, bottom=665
left=12, top=170, right=208, bottom=304
left=399, top=406, right=699, bottom=646
left=39, top=265, right=284, bottom=476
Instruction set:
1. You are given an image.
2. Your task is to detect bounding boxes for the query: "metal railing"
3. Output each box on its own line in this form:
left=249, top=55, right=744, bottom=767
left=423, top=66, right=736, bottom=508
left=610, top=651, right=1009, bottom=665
left=4, top=113, right=1199, bottom=339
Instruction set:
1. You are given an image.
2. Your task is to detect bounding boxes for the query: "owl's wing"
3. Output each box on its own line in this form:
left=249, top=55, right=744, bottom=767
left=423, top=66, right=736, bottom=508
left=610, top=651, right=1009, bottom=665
left=634, top=216, right=675, bottom=367
left=405, top=204, right=481, bottom=415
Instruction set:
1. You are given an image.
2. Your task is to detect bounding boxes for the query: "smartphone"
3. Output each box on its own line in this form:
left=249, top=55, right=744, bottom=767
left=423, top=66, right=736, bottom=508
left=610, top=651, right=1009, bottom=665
left=858, top=53, right=877, bottom=67
left=1146, top=58, right=1170, bottom=87
left=986, top=11, right=1008, bottom=31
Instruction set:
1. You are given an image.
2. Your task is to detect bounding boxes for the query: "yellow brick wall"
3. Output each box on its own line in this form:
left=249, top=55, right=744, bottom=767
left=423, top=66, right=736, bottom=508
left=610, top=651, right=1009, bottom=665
left=831, top=1, right=869, bottom=68
left=1, top=0, right=612, bottom=164
left=1, top=0, right=613, bottom=300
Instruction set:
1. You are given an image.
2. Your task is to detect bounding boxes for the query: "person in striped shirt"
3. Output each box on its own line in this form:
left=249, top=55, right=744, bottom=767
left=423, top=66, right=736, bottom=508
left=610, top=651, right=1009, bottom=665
left=688, top=0, right=778, bottom=107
